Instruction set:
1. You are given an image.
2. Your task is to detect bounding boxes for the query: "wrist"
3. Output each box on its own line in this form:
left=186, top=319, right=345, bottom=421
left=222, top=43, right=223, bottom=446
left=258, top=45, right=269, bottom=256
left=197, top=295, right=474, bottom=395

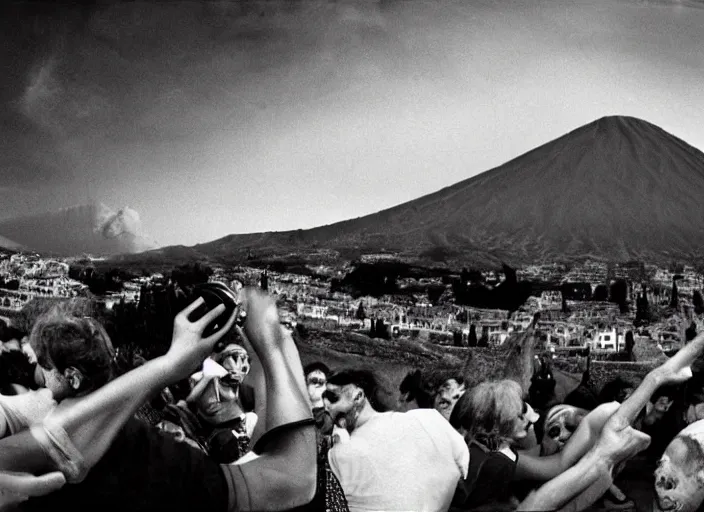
left=588, top=445, right=616, bottom=472
left=153, top=354, right=186, bottom=384
left=646, top=369, right=664, bottom=389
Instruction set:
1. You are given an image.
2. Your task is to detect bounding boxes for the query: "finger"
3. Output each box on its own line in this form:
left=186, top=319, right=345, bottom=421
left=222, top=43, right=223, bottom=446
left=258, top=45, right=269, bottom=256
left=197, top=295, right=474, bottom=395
left=203, top=308, right=238, bottom=346
left=668, top=334, right=704, bottom=370
left=194, top=303, right=226, bottom=330
left=178, top=297, right=205, bottom=318
left=0, top=471, right=66, bottom=497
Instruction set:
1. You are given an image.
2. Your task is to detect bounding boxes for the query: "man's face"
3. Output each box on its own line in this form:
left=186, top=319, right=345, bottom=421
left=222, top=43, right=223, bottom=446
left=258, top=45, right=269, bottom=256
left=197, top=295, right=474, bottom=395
left=192, top=377, right=239, bottom=425
left=654, top=396, right=674, bottom=414
left=542, top=406, right=587, bottom=456
left=214, top=345, right=250, bottom=384
left=434, top=378, right=466, bottom=421
left=306, top=370, right=327, bottom=407
left=323, top=383, right=363, bottom=433
left=36, top=364, right=71, bottom=401
left=654, top=437, right=704, bottom=512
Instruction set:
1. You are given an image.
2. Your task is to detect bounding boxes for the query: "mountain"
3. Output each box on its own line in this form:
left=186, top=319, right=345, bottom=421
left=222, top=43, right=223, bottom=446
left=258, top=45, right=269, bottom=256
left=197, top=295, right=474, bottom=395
left=0, top=234, right=25, bottom=252
left=0, top=203, right=157, bottom=257
left=142, top=116, right=704, bottom=267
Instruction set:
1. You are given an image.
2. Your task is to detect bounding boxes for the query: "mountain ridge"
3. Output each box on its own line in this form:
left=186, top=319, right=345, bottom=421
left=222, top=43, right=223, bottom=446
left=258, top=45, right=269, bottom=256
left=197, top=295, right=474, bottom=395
left=125, top=115, right=704, bottom=267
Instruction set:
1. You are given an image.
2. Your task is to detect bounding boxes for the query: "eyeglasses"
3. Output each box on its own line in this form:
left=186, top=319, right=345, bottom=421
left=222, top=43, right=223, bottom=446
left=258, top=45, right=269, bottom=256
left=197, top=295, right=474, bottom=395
left=307, top=377, right=326, bottom=386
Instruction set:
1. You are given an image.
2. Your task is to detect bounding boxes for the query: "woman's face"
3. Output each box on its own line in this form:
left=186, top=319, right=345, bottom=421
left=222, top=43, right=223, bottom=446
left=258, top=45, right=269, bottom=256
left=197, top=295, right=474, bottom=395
left=511, top=401, right=531, bottom=441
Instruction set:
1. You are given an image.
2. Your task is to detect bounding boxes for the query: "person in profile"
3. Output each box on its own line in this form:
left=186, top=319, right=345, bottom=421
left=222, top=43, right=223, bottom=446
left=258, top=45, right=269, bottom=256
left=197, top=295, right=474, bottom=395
left=0, top=288, right=318, bottom=512
left=324, top=369, right=469, bottom=512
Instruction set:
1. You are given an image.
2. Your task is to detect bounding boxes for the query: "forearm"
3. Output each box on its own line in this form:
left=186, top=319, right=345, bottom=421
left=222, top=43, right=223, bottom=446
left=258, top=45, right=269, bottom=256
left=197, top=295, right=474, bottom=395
left=517, top=449, right=612, bottom=511
left=613, top=372, right=661, bottom=428
left=559, top=402, right=619, bottom=471
left=235, top=328, right=317, bottom=510
left=256, top=328, right=313, bottom=441
left=38, top=356, right=176, bottom=475
left=516, top=402, right=619, bottom=481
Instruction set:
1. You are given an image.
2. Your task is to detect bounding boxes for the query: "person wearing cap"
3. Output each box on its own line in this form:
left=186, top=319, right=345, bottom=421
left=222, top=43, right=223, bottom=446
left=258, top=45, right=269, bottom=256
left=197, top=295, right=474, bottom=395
left=0, top=287, right=317, bottom=512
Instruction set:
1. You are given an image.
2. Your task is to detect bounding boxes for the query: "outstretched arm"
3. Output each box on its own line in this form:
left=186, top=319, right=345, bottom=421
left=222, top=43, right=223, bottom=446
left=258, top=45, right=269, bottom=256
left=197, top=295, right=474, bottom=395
left=518, top=331, right=704, bottom=512
left=515, top=401, right=620, bottom=481
left=0, top=297, right=237, bottom=480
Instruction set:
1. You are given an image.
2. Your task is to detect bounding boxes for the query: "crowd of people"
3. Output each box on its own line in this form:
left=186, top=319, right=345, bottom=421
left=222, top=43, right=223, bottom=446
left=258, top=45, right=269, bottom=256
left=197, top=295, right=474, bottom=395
left=1, top=285, right=704, bottom=512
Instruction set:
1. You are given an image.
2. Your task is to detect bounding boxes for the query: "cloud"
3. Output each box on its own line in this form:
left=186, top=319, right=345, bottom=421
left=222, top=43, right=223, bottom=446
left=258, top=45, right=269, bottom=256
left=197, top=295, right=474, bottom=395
left=99, top=206, right=142, bottom=239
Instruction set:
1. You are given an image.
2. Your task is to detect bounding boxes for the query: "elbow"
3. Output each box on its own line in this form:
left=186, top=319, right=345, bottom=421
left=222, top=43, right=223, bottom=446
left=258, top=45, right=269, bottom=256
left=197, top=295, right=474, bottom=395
left=290, top=461, right=318, bottom=507
left=276, top=427, right=318, bottom=509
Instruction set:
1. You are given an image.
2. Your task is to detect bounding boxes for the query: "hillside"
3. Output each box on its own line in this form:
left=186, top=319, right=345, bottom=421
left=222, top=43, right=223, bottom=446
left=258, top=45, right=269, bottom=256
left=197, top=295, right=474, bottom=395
left=133, top=115, right=704, bottom=267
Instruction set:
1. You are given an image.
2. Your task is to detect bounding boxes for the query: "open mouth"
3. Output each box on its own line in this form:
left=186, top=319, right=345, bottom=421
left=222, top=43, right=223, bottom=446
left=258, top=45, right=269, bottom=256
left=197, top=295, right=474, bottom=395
left=655, top=497, right=679, bottom=511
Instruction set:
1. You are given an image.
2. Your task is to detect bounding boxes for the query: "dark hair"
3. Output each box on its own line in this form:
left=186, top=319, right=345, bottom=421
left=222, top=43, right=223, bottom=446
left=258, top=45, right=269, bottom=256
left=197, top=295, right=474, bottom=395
left=304, top=362, right=331, bottom=378
left=0, top=350, right=37, bottom=395
left=399, top=369, right=435, bottom=409
left=598, top=376, right=636, bottom=404
left=328, top=369, right=387, bottom=412
left=0, top=326, right=26, bottom=342
left=563, top=384, right=599, bottom=411
left=652, top=383, right=680, bottom=403
left=30, top=302, right=115, bottom=394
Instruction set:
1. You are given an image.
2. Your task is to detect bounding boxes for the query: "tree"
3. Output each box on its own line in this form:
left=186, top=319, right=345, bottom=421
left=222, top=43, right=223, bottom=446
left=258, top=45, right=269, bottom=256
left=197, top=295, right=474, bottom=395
left=355, top=302, right=366, bottom=321
left=686, top=322, right=697, bottom=343
left=609, top=279, right=629, bottom=314
left=635, top=286, right=651, bottom=327
left=260, top=270, right=269, bottom=291
left=625, top=330, right=635, bottom=361
left=694, top=290, right=704, bottom=315
left=468, top=325, right=478, bottom=347
left=375, top=318, right=388, bottom=339
left=369, top=317, right=376, bottom=338
left=171, top=262, right=213, bottom=288
left=453, top=330, right=463, bottom=347
left=670, top=279, right=680, bottom=309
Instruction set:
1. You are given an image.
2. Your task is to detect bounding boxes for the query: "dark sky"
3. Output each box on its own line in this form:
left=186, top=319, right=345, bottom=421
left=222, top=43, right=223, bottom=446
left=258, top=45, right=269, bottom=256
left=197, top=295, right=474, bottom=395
left=2, top=0, right=703, bottom=247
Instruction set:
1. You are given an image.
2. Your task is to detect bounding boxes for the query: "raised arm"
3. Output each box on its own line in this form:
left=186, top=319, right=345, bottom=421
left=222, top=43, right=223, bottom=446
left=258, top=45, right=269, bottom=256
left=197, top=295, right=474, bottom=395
left=224, top=289, right=317, bottom=511
left=518, top=331, right=704, bottom=512
left=515, top=401, right=620, bottom=481
left=0, top=297, right=237, bottom=480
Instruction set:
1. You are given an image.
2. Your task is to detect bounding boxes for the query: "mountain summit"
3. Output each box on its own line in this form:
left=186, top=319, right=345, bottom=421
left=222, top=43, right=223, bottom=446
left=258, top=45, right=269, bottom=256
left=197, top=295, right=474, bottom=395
left=157, top=116, right=704, bottom=266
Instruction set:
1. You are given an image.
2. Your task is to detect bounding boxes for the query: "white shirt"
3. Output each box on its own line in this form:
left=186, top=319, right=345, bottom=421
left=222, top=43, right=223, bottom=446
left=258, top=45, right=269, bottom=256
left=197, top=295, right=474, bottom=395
left=328, top=409, right=469, bottom=512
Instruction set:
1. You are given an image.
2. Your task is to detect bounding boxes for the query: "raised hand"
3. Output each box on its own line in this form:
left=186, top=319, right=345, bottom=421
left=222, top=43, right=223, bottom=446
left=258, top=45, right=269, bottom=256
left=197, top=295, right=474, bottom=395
left=166, top=297, right=239, bottom=379
left=239, top=287, right=284, bottom=357
left=656, top=331, right=704, bottom=385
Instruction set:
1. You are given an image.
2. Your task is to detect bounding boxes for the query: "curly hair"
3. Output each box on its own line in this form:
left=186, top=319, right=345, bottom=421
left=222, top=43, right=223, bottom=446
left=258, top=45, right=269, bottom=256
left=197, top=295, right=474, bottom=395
left=30, top=300, right=116, bottom=394
left=452, top=379, right=524, bottom=451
